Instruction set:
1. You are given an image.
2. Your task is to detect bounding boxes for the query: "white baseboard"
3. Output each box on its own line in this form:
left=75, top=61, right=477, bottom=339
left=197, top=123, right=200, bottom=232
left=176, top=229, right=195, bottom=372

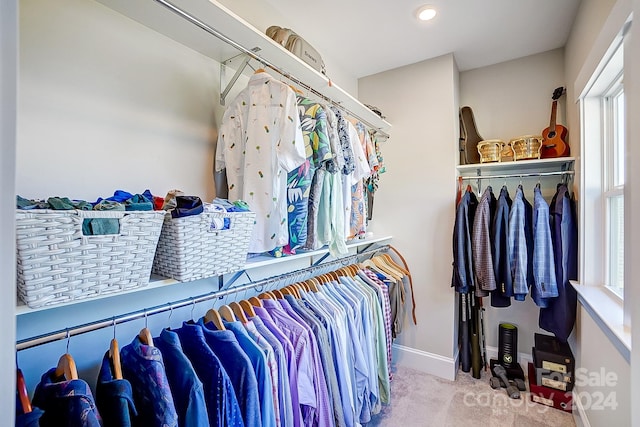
left=572, top=390, right=591, bottom=427
left=392, top=344, right=457, bottom=381
left=391, top=344, right=535, bottom=383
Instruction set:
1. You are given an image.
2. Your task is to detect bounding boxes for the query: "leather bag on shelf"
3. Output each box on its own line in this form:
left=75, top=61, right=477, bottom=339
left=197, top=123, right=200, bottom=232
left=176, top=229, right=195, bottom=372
left=266, top=25, right=326, bottom=75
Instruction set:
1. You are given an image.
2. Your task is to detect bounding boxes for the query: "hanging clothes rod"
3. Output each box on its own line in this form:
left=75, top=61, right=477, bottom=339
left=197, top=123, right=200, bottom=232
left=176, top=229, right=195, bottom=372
left=153, top=0, right=390, bottom=138
left=16, top=245, right=389, bottom=352
left=459, top=170, right=575, bottom=181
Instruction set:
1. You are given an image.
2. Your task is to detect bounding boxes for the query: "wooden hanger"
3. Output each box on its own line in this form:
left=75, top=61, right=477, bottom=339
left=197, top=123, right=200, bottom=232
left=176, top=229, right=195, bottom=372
left=248, top=296, right=263, bottom=307
left=255, top=68, right=266, bottom=74
left=372, top=256, right=403, bottom=280
left=258, top=292, right=274, bottom=300
left=239, top=299, right=257, bottom=317
left=218, top=305, right=236, bottom=322
left=306, top=279, right=319, bottom=293
left=337, top=267, right=352, bottom=277
left=382, top=253, right=410, bottom=275
left=297, top=281, right=310, bottom=293
left=272, top=289, right=284, bottom=299
left=138, top=327, right=154, bottom=346
left=204, top=308, right=227, bottom=330
left=289, top=85, right=304, bottom=95
left=282, top=285, right=299, bottom=299
left=55, top=353, right=78, bottom=381
left=288, top=285, right=301, bottom=299
left=229, top=301, right=249, bottom=323
left=109, top=338, right=123, bottom=380
left=17, top=368, right=32, bottom=414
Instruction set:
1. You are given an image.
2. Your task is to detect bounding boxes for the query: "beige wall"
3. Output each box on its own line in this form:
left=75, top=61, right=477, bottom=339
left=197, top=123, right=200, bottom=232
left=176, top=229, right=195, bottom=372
left=359, top=54, right=459, bottom=378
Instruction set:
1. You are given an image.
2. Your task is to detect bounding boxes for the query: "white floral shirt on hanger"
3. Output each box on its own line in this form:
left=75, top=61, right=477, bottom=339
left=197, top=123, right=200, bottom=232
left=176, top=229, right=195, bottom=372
left=216, top=72, right=306, bottom=253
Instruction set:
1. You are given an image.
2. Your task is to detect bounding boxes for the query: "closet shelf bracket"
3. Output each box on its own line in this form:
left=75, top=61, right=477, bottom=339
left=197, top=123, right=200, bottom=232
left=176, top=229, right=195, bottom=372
left=312, top=253, right=331, bottom=266
left=220, top=269, right=251, bottom=291
left=220, top=50, right=259, bottom=105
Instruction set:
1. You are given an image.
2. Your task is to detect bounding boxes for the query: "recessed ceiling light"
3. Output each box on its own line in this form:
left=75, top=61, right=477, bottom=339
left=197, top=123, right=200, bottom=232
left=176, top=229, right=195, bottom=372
left=416, top=5, right=437, bottom=21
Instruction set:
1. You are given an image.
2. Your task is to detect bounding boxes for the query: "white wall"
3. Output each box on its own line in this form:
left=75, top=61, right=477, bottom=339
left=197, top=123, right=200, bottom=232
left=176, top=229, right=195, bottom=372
left=358, top=54, right=459, bottom=379
left=1, top=0, right=18, bottom=423
left=459, top=48, right=566, bottom=361
left=17, top=0, right=227, bottom=201
left=575, top=306, right=630, bottom=426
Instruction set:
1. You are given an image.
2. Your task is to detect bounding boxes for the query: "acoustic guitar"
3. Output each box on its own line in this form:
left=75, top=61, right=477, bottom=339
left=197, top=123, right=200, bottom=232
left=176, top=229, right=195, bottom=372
left=540, top=87, right=569, bottom=158
left=459, top=106, right=483, bottom=164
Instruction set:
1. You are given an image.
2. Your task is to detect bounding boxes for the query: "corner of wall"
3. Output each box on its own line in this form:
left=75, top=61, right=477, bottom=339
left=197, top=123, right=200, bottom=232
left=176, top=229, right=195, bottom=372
left=393, top=344, right=458, bottom=381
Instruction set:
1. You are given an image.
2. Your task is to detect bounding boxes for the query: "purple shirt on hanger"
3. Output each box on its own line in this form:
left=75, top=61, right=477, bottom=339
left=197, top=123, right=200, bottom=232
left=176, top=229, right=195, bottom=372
left=246, top=316, right=295, bottom=427
left=262, top=298, right=318, bottom=427
left=278, top=298, right=334, bottom=427
left=254, top=304, right=304, bottom=427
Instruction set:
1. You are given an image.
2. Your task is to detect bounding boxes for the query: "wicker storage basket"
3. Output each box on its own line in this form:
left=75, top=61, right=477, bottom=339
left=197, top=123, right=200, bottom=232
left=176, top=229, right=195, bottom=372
left=510, top=135, right=543, bottom=160
left=16, top=210, right=165, bottom=308
left=477, top=139, right=505, bottom=163
left=152, top=211, right=256, bottom=282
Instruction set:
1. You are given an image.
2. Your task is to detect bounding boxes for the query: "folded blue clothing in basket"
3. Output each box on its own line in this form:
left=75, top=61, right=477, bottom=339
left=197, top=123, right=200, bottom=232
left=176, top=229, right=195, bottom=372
left=205, top=198, right=251, bottom=230
left=17, top=191, right=157, bottom=235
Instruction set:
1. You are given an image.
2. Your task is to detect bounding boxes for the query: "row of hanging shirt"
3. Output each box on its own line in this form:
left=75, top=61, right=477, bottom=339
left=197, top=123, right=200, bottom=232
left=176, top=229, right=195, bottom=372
left=19, top=256, right=412, bottom=427
left=451, top=180, right=578, bottom=341
left=215, top=70, right=385, bottom=258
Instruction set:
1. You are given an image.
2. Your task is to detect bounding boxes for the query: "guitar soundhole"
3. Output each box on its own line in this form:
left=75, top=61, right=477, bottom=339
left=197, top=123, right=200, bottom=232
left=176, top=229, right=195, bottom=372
left=548, top=131, right=556, bottom=138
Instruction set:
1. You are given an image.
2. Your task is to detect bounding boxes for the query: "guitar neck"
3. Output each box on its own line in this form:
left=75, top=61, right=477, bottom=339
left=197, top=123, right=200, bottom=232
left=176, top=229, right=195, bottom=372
left=549, top=100, right=558, bottom=129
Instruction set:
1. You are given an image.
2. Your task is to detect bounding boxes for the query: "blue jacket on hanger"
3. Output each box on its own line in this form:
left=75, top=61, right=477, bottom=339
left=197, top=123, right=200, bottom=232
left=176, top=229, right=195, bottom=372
left=32, top=368, right=101, bottom=427
left=539, top=184, right=578, bottom=342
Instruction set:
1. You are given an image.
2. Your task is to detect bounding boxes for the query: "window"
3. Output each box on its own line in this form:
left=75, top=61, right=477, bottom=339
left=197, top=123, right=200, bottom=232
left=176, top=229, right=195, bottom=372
left=604, top=78, right=624, bottom=296
left=581, top=38, right=625, bottom=299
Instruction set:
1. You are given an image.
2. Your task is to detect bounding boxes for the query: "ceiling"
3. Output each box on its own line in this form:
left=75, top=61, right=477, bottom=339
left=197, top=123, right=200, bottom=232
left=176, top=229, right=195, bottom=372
left=262, top=0, right=582, bottom=78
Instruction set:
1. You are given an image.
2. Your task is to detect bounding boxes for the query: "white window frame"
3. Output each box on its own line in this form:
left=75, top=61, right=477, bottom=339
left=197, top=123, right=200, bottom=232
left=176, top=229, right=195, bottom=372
left=602, top=77, right=625, bottom=298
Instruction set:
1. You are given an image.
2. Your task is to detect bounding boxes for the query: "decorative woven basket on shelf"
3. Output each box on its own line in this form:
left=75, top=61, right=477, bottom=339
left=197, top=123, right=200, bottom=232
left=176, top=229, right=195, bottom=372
left=152, top=211, right=256, bottom=282
left=16, top=210, right=165, bottom=308
left=477, top=139, right=505, bottom=163
left=510, top=135, right=543, bottom=160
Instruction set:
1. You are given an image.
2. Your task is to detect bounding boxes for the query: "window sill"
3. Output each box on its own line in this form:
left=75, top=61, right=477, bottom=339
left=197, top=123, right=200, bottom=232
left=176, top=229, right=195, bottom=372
left=571, top=280, right=631, bottom=363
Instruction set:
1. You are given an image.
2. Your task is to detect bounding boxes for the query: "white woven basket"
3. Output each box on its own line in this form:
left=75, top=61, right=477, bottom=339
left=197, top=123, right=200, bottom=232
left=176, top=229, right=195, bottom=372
left=152, top=211, right=256, bottom=282
left=16, top=210, right=166, bottom=308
